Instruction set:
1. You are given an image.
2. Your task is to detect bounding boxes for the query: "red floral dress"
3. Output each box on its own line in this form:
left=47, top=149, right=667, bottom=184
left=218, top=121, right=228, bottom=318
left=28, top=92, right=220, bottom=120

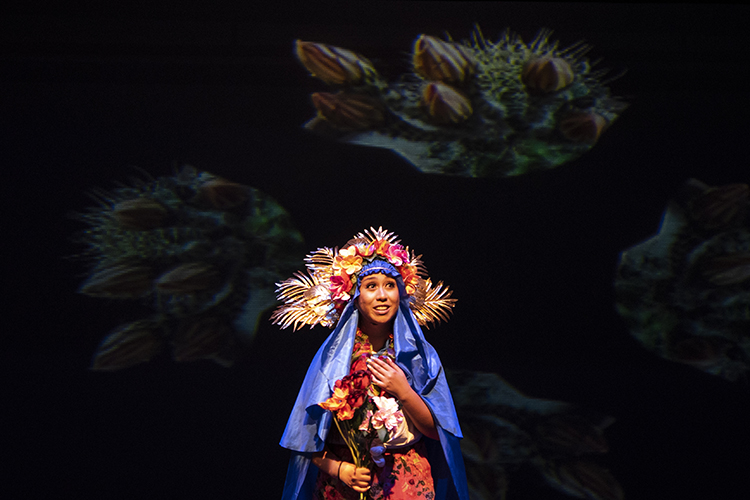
left=314, top=329, right=435, bottom=500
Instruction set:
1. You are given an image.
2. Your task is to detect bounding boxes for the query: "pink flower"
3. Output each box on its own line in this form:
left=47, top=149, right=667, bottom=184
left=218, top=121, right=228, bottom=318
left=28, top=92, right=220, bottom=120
left=358, top=410, right=373, bottom=431
left=371, top=395, right=403, bottom=433
left=384, top=244, right=409, bottom=267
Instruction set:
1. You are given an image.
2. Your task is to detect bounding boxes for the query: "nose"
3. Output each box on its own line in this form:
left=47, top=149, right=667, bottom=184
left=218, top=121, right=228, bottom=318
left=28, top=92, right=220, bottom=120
left=375, top=285, right=387, bottom=299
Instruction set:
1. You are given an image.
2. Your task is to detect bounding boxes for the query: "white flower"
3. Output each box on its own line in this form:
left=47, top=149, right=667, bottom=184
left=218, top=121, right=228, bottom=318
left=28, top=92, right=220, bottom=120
left=358, top=410, right=373, bottom=431
left=371, top=395, right=403, bottom=433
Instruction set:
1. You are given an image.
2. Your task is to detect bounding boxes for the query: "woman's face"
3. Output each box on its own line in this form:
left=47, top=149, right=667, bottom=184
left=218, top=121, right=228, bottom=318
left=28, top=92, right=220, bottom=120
left=355, top=273, right=400, bottom=327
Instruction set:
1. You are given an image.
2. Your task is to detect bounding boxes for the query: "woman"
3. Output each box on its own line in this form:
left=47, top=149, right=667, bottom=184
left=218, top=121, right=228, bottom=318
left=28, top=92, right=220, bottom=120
left=272, top=227, right=469, bottom=500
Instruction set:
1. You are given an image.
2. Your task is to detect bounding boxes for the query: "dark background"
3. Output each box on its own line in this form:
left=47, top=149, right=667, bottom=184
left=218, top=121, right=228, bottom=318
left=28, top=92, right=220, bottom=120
left=4, top=2, right=750, bottom=499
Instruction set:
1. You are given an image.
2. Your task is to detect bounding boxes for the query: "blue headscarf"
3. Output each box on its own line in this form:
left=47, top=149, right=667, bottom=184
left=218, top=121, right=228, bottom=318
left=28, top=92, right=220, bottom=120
left=279, top=264, right=469, bottom=500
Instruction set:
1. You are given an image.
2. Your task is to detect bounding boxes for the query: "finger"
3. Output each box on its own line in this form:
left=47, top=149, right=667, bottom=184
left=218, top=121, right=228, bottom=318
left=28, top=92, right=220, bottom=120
left=366, top=357, right=384, bottom=369
left=371, top=358, right=393, bottom=373
left=367, top=362, right=380, bottom=374
left=372, top=356, right=390, bottom=366
left=385, top=358, right=402, bottom=372
left=352, top=472, right=371, bottom=485
left=359, top=470, right=372, bottom=480
left=367, top=360, right=387, bottom=376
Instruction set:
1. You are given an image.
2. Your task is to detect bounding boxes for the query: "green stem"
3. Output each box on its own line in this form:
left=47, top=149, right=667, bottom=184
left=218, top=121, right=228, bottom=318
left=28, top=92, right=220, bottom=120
left=331, top=416, right=366, bottom=500
left=331, top=417, right=359, bottom=463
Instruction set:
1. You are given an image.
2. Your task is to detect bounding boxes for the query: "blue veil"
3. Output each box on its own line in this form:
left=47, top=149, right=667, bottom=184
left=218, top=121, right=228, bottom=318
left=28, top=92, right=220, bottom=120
left=279, top=296, right=469, bottom=500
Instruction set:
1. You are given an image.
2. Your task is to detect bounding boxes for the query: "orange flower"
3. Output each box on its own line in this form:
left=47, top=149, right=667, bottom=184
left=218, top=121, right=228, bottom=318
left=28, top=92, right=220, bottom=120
left=319, top=386, right=349, bottom=412
left=356, top=243, right=375, bottom=258
left=337, top=404, right=355, bottom=421
left=335, top=245, right=363, bottom=275
left=372, top=239, right=391, bottom=257
left=400, top=265, right=419, bottom=295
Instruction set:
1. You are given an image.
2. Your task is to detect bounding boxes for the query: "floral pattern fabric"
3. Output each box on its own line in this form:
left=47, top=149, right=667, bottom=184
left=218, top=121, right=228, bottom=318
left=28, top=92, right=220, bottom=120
left=315, top=440, right=434, bottom=500
left=316, top=329, right=435, bottom=500
left=350, top=328, right=394, bottom=372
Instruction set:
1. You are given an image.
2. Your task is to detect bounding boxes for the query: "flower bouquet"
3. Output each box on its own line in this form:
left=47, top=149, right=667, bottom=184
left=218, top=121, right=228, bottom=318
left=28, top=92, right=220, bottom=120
left=318, top=364, right=405, bottom=498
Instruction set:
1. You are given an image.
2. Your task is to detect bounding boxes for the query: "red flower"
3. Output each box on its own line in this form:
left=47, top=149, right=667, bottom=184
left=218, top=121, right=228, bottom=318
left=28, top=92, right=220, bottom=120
left=351, top=354, right=368, bottom=373
left=372, top=239, right=391, bottom=257
left=348, top=370, right=371, bottom=392
left=347, top=392, right=367, bottom=409
left=330, top=272, right=353, bottom=300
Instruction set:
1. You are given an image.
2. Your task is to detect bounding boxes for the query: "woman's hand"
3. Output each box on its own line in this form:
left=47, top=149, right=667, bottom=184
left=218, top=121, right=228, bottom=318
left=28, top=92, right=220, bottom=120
left=367, top=356, right=439, bottom=440
left=338, top=462, right=372, bottom=492
left=367, top=356, right=410, bottom=399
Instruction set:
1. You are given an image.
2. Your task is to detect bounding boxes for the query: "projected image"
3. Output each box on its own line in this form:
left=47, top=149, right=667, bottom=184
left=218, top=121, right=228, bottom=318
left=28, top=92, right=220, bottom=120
left=450, top=371, right=621, bottom=500
left=8, top=4, right=749, bottom=500
left=616, top=179, right=750, bottom=382
left=73, top=166, right=303, bottom=369
left=295, top=27, right=626, bottom=178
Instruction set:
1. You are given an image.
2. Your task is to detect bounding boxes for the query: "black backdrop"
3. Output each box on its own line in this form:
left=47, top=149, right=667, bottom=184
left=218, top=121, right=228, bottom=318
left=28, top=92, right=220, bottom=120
left=4, top=2, right=750, bottom=499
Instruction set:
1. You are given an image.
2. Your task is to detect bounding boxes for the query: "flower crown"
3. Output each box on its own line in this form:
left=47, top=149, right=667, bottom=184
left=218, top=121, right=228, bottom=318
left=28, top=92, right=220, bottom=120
left=271, top=227, right=456, bottom=330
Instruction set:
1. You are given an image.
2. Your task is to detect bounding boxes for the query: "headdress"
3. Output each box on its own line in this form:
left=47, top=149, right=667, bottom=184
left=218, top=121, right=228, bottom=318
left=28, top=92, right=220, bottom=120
left=272, top=227, right=456, bottom=330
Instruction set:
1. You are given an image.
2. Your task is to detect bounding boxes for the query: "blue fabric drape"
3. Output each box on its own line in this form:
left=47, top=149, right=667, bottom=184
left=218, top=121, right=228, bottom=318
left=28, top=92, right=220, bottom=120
left=279, top=300, right=469, bottom=500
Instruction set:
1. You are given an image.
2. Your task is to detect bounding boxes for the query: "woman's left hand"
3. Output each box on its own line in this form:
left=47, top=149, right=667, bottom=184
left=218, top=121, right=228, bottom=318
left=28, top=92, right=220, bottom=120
left=367, top=357, right=410, bottom=399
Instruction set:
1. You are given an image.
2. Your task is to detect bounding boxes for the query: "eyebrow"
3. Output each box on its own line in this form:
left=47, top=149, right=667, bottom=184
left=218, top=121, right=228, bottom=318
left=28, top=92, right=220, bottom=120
left=361, top=275, right=395, bottom=283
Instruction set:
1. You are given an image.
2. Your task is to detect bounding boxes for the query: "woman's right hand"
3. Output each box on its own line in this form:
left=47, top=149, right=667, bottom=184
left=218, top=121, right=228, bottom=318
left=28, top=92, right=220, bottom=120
left=338, top=462, right=372, bottom=492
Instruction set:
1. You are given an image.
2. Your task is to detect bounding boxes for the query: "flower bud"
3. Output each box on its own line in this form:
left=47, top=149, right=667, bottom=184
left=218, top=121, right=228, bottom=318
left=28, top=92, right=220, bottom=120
left=173, top=317, right=232, bottom=364
left=559, top=112, right=608, bottom=143
left=700, top=253, right=750, bottom=286
left=412, top=35, right=476, bottom=84
left=79, top=263, right=153, bottom=298
left=112, top=198, right=167, bottom=230
left=522, top=56, right=575, bottom=93
left=311, top=91, right=385, bottom=130
left=421, top=81, right=473, bottom=124
left=688, top=183, right=749, bottom=230
left=194, top=178, right=249, bottom=210
left=91, top=321, right=162, bottom=371
left=295, top=40, right=377, bottom=85
left=155, top=262, right=220, bottom=294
